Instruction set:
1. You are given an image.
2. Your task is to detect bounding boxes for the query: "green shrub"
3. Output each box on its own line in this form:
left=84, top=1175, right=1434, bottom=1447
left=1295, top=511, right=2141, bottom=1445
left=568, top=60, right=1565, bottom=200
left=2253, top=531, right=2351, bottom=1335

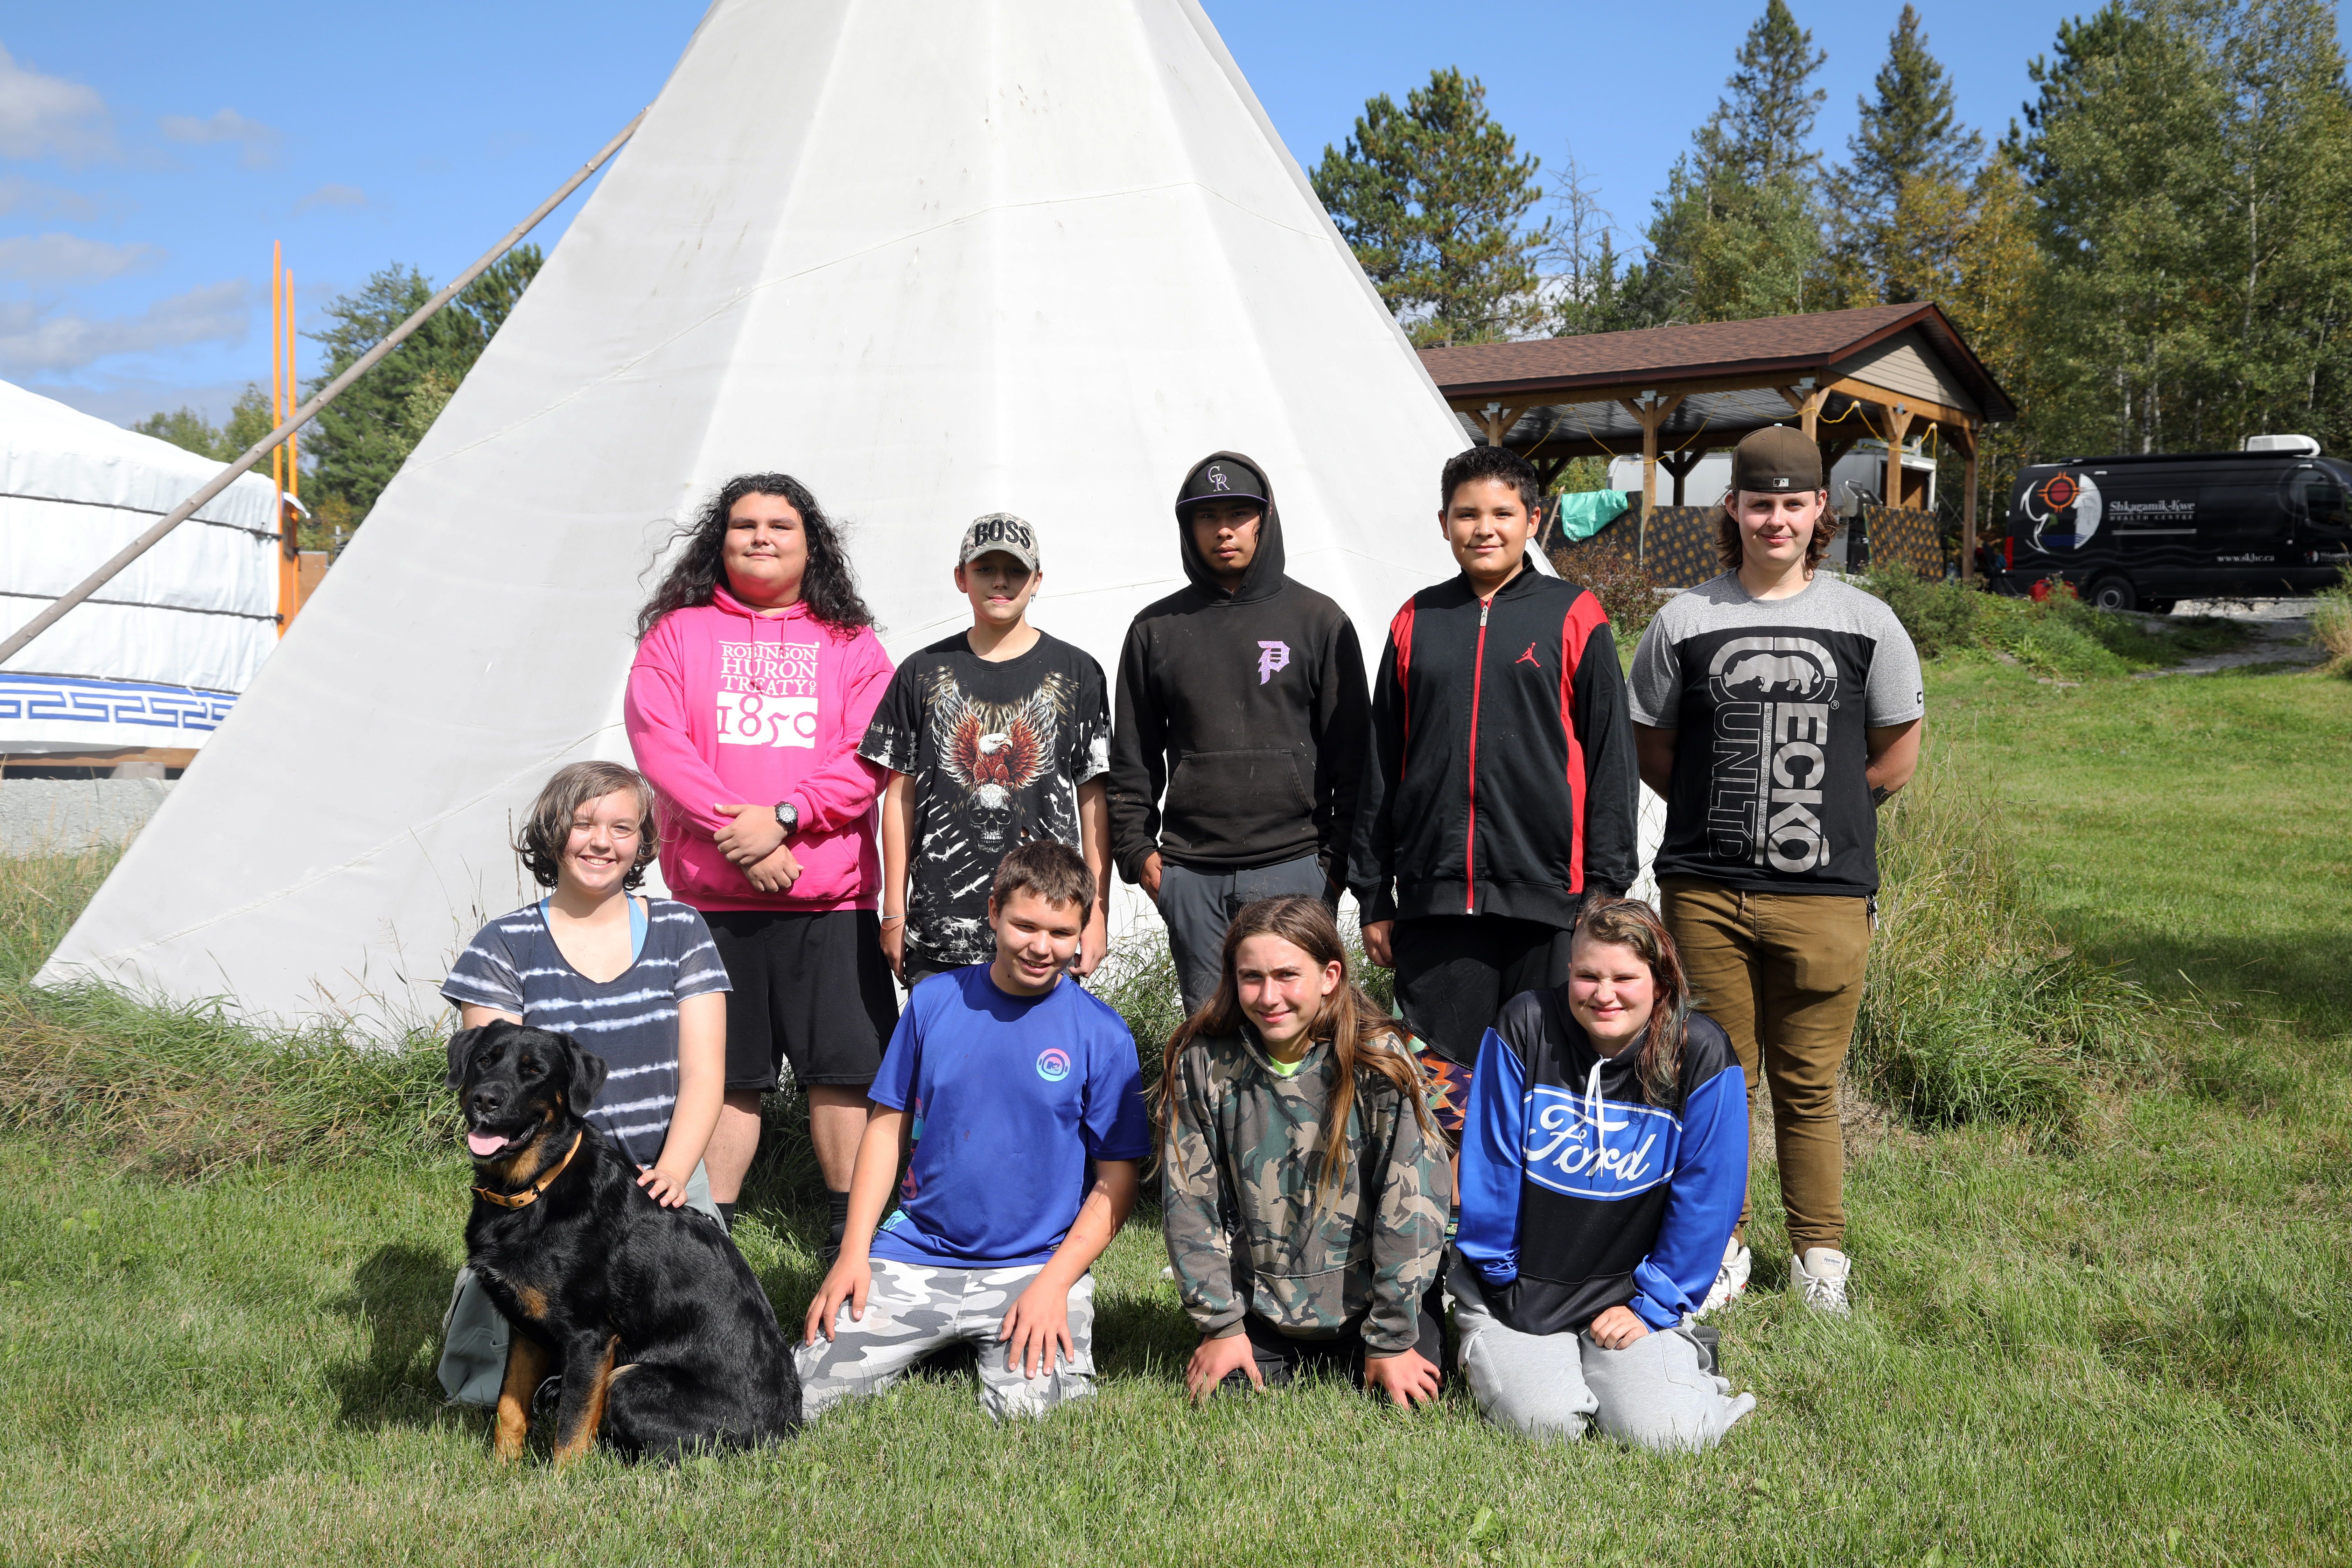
left=1858, top=574, right=2250, bottom=679
left=1552, top=542, right=1662, bottom=648
left=1853, top=762, right=2160, bottom=1133
left=1855, top=574, right=1983, bottom=658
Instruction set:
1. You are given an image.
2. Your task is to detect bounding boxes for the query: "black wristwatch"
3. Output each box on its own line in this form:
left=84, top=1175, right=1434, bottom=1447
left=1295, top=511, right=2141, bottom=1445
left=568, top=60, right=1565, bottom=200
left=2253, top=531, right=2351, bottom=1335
left=773, top=801, right=800, bottom=836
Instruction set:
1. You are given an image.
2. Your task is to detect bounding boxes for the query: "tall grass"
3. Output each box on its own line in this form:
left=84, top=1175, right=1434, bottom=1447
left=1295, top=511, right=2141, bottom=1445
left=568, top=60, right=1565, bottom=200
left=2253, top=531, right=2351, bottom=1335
left=1, top=847, right=457, bottom=1175
left=5, top=768, right=2168, bottom=1178
left=2310, top=564, right=2352, bottom=674
left=1854, top=762, right=2160, bottom=1133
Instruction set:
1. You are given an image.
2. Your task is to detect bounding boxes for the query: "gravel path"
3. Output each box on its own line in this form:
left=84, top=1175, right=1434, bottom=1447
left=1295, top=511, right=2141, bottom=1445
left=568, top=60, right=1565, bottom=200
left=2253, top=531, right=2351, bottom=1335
left=2135, top=598, right=2326, bottom=677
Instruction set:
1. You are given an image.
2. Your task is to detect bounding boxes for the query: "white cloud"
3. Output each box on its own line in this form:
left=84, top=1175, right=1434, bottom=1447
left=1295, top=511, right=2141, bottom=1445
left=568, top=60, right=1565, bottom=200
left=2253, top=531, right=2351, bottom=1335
left=158, top=107, right=282, bottom=169
left=0, top=279, right=250, bottom=377
left=0, top=232, right=163, bottom=282
left=0, top=43, right=114, bottom=163
left=22, top=376, right=254, bottom=429
left=0, top=174, right=99, bottom=221
left=294, top=182, right=368, bottom=213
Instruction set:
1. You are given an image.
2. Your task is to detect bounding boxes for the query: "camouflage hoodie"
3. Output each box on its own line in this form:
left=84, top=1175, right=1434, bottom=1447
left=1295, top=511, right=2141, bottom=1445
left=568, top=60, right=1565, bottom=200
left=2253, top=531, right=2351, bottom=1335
left=1161, top=1028, right=1450, bottom=1354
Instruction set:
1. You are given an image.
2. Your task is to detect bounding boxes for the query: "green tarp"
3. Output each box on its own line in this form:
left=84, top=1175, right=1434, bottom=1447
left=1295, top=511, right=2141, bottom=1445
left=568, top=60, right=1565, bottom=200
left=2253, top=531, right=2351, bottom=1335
left=1550, top=488, right=1631, bottom=542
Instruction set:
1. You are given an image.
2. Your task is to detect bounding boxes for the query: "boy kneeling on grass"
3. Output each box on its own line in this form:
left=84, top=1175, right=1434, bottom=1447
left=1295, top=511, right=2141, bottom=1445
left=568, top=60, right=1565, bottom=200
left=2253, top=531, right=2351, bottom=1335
left=798, top=840, right=1148, bottom=1421
left=1451, top=899, right=1753, bottom=1451
left=1158, top=896, right=1450, bottom=1407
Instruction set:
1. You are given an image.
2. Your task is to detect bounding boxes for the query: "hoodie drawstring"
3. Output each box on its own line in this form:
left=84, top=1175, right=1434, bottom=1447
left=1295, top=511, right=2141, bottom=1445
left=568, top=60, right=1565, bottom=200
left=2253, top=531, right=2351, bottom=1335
left=1585, top=1057, right=1606, bottom=1171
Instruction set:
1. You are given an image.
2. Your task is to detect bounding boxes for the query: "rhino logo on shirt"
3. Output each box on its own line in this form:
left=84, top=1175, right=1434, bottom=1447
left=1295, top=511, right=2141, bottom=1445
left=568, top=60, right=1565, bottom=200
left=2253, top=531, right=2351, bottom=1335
left=1716, top=651, right=1833, bottom=702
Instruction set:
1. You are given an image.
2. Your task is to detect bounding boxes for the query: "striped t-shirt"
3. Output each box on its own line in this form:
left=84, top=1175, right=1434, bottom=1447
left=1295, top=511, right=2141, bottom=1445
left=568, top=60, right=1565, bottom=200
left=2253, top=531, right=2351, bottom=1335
left=442, top=897, right=731, bottom=1168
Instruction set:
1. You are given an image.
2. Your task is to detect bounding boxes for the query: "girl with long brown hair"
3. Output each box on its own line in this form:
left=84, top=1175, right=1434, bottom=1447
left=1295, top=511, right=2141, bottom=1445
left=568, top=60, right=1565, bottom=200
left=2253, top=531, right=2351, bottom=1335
left=1157, top=896, right=1449, bottom=1407
left=1449, top=897, right=1755, bottom=1451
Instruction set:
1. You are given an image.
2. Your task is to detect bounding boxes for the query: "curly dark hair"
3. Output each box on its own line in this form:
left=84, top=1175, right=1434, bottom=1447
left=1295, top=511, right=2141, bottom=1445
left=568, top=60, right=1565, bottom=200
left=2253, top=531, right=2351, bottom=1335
left=514, top=761, right=660, bottom=891
left=636, top=472, right=876, bottom=641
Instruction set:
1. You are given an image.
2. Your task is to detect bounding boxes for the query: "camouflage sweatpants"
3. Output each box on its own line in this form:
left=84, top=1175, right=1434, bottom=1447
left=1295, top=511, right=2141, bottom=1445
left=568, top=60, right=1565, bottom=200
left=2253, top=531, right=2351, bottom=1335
left=796, top=1259, right=1096, bottom=1422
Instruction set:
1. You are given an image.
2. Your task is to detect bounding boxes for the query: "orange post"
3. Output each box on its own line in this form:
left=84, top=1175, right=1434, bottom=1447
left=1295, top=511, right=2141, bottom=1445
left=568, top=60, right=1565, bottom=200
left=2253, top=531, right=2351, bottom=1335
left=273, top=245, right=299, bottom=635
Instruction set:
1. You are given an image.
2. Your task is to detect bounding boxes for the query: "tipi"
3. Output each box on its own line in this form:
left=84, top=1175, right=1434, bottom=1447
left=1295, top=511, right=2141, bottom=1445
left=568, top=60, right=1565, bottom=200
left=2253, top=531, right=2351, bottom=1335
left=42, top=0, right=1475, bottom=1027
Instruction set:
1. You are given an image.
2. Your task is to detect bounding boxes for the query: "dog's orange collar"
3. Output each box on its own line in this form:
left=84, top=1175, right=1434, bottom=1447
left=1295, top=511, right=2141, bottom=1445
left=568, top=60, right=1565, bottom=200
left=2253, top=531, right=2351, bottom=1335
left=472, top=1130, right=583, bottom=1211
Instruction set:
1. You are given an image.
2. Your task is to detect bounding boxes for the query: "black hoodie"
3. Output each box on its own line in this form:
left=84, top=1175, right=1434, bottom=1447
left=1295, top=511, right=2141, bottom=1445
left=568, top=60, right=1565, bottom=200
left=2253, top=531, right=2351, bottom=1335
left=1106, top=452, right=1371, bottom=883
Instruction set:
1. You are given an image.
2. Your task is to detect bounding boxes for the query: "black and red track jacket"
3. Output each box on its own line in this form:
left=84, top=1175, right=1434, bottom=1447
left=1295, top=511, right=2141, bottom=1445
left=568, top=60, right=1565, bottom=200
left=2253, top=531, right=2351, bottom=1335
left=1347, top=557, right=1638, bottom=928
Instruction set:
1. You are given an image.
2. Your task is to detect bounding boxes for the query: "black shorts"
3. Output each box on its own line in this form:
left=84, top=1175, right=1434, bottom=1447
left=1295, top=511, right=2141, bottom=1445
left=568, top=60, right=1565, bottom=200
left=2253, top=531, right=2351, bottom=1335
left=1391, top=912, right=1578, bottom=1067
left=702, top=909, right=901, bottom=1091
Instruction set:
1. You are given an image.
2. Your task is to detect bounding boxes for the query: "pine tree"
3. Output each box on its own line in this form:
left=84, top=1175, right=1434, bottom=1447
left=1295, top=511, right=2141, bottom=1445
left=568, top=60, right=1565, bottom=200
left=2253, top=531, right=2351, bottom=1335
left=1312, top=69, right=1550, bottom=346
left=1830, top=5, right=1983, bottom=303
left=132, top=384, right=279, bottom=465
left=302, top=244, right=544, bottom=528
left=2012, top=0, right=2352, bottom=457
left=1641, top=0, right=1832, bottom=322
left=1705, top=0, right=1830, bottom=184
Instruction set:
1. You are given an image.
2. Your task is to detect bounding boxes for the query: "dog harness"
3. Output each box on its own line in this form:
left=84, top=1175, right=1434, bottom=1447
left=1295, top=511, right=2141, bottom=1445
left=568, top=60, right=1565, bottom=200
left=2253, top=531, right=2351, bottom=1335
left=472, top=1130, right=584, bottom=1210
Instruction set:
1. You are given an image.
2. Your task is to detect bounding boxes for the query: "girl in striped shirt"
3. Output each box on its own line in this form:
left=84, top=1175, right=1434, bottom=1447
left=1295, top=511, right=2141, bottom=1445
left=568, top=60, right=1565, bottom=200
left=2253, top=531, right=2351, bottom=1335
left=443, top=761, right=732, bottom=1215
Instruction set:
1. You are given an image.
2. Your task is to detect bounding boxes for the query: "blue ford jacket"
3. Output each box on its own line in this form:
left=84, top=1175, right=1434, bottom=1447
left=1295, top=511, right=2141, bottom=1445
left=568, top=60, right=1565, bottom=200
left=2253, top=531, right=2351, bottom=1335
left=1456, top=986, right=1746, bottom=1335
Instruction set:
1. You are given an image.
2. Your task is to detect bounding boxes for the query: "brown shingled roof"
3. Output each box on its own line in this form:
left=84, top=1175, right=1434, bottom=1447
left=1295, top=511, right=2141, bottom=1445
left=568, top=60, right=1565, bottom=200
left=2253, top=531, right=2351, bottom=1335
left=1419, top=302, right=2014, bottom=421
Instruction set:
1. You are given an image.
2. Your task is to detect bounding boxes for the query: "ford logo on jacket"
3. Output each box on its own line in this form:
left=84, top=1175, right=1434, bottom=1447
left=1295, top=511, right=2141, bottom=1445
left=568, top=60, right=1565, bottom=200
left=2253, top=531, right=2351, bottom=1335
left=1454, top=986, right=1748, bottom=1337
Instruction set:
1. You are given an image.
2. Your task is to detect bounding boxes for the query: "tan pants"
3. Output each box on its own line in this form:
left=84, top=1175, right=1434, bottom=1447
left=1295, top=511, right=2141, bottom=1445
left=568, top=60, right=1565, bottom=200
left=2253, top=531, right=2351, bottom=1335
left=1658, top=878, right=1869, bottom=1255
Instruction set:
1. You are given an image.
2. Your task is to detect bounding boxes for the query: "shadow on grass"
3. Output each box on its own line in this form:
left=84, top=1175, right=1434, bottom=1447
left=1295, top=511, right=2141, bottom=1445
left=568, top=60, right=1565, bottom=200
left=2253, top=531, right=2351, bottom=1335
left=2053, top=924, right=2352, bottom=1039
left=326, top=1244, right=484, bottom=1434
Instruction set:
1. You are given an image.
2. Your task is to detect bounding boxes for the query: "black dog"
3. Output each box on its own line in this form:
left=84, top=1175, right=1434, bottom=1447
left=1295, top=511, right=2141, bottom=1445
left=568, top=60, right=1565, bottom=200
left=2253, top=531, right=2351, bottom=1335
left=447, top=1019, right=800, bottom=1463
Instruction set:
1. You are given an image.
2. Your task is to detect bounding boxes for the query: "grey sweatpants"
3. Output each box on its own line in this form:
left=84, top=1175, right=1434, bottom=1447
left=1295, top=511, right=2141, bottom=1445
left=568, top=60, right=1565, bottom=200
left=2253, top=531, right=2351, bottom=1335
left=796, top=1258, right=1096, bottom=1422
left=1155, top=852, right=1327, bottom=1014
left=1451, top=1258, right=1755, bottom=1452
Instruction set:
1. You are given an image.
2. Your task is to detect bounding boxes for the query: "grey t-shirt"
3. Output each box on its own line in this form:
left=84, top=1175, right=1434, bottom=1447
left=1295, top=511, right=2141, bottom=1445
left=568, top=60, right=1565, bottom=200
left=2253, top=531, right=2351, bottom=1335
left=1629, top=572, right=1923, bottom=896
left=442, top=897, right=731, bottom=1167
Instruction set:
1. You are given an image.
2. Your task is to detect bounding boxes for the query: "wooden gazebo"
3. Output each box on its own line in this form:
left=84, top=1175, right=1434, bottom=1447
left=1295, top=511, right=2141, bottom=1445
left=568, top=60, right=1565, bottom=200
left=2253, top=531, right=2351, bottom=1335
left=1418, top=303, right=2016, bottom=576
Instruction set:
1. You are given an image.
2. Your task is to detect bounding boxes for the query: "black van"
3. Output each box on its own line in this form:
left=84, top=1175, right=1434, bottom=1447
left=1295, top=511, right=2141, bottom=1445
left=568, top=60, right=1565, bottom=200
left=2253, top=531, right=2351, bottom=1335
left=1977, top=450, right=2352, bottom=611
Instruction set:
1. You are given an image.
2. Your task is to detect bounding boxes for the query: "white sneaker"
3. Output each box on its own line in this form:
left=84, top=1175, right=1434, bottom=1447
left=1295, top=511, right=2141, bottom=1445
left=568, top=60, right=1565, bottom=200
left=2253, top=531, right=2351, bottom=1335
left=1791, top=1247, right=1852, bottom=1315
left=1698, top=1237, right=1750, bottom=1315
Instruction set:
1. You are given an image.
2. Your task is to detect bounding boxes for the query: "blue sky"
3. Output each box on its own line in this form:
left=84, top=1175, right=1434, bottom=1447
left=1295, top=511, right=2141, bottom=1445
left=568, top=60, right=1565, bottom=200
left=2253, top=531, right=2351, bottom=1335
left=0, top=0, right=2235, bottom=428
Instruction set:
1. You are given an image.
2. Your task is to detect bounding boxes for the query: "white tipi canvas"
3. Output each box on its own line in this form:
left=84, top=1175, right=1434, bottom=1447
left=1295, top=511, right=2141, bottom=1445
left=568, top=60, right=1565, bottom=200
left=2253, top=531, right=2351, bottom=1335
left=41, top=0, right=1476, bottom=1028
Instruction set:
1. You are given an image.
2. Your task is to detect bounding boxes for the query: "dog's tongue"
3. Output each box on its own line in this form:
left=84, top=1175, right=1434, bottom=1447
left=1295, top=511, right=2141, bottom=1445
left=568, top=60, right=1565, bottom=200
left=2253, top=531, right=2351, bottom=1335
left=466, top=1131, right=509, bottom=1158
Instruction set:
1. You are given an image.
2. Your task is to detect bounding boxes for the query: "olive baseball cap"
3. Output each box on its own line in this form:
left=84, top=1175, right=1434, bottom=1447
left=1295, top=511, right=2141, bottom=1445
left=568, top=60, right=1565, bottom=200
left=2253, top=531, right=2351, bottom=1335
left=1729, top=425, right=1824, bottom=494
left=959, top=512, right=1040, bottom=571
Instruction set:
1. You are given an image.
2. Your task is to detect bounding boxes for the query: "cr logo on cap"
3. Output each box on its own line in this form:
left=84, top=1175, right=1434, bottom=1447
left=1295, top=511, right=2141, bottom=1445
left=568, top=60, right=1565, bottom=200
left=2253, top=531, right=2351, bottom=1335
left=1208, top=465, right=1230, bottom=491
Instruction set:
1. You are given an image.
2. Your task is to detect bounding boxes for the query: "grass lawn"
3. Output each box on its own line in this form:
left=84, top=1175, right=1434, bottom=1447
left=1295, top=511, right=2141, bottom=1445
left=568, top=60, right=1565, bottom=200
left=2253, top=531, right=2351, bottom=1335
left=3, top=661, right=2347, bottom=1566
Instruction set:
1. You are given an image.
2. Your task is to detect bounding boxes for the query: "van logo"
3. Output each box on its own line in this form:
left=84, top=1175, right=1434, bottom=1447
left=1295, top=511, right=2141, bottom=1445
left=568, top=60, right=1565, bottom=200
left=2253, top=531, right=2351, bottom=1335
left=2023, top=470, right=2104, bottom=553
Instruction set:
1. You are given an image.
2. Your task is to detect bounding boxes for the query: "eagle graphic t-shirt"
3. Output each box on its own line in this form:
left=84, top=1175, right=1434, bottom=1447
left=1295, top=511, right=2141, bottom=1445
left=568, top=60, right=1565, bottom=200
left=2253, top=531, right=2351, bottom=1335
left=859, top=630, right=1111, bottom=968
left=1629, top=572, right=1923, bottom=896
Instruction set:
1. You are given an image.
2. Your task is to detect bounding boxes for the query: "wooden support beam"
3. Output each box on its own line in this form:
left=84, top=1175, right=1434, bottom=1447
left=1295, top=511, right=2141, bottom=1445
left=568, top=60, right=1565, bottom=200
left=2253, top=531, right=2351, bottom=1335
left=1444, top=367, right=1847, bottom=412
left=1659, top=447, right=1706, bottom=507
left=1823, top=377, right=1975, bottom=436
left=1480, top=403, right=1530, bottom=447
left=1881, top=402, right=1916, bottom=511
left=1618, top=393, right=1686, bottom=523
left=1955, top=420, right=1981, bottom=582
left=1779, top=383, right=1828, bottom=439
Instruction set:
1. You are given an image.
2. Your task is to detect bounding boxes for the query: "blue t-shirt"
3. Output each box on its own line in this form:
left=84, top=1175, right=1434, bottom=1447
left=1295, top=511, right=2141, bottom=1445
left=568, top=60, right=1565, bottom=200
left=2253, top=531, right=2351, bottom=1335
left=868, top=965, right=1150, bottom=1269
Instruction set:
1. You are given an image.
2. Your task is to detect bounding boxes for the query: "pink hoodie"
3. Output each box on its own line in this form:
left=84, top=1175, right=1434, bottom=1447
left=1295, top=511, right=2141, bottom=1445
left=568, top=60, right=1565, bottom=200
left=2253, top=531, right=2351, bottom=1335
left=625, top=587, right=894, bottom=912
